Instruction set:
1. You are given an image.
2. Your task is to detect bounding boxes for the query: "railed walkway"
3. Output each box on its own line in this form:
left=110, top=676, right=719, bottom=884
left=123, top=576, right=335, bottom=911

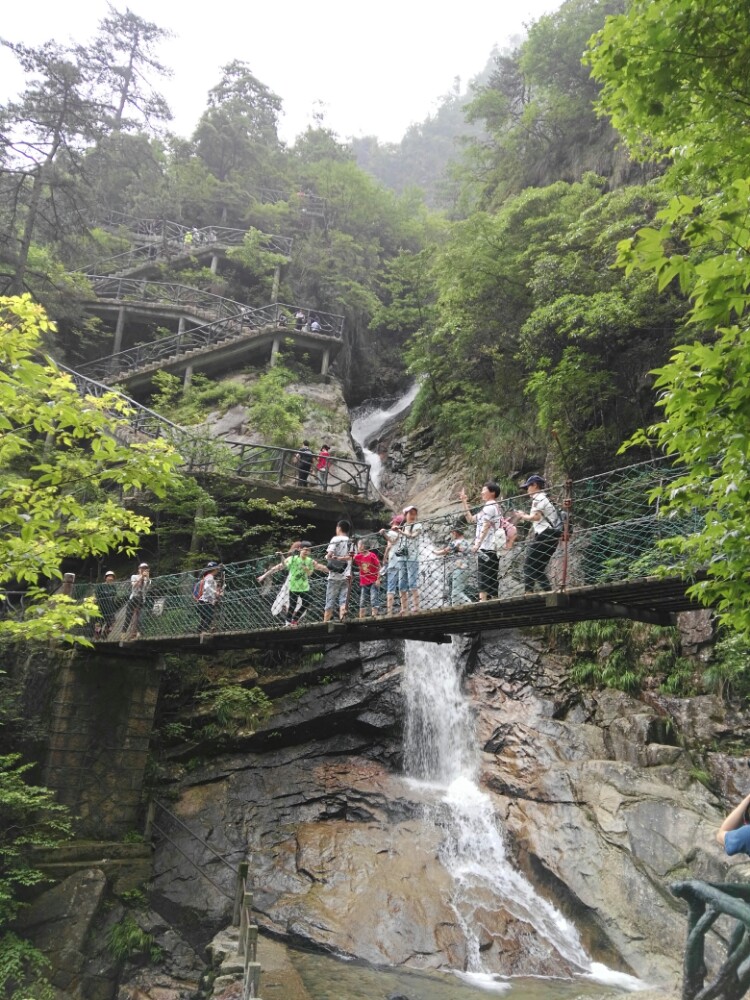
left=75, top=457, right=707, bottom=654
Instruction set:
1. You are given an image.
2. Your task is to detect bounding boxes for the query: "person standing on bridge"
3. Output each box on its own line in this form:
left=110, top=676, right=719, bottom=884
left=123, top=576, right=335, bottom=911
left=379, top=514, right=404, bottom=616
left=393, top=505, right=422, bottom=614
left=515, top=475, right=562, bottom=593
left=433, top=524, right=471, bottom=606
left=324, top=520, right=353, bottom=622
left=460, top=482, right=501, bottom=602
left=123, top=562, right=151, bottom=639
left=257, top=543, right=327, bottom=627
left=195, top=562, right=223, bottom=634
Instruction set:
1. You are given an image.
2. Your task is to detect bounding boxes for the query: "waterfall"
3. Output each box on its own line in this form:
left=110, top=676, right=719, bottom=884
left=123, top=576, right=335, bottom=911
left=402, top=638, right=647, bottom=993
left=350, top=382, right=420, bottom=489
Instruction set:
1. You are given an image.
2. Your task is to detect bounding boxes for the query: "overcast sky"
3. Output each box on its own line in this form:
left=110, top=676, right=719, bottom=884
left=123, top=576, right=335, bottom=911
left=1, top=0, right=563, bottom=144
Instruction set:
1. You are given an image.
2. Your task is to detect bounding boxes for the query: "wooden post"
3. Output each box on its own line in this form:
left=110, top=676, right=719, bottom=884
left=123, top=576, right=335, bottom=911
left=113, top=305, right=126, bottom=356
left=232, top=861, right=248, bottom=926
left=143, top=798, right=156, bottom=839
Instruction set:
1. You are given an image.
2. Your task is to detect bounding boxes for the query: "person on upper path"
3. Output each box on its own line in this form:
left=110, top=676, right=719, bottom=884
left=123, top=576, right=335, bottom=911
left=315, top=444, right=331, bottom=490
left=717, top=791, right=750, bottom=856
left=294, top=441, right=313, bottom=486
left=514, top=475, right=562, bottom=594
left=460, top=482, right=502, bottom=602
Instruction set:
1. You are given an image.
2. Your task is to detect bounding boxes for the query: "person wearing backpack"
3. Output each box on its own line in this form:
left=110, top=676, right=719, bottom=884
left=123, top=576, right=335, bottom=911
left=459, top=482, right=502, bottom=601
left=515, top=475, right=562, bottom=593
left=323, top=520, right=353, bottom=622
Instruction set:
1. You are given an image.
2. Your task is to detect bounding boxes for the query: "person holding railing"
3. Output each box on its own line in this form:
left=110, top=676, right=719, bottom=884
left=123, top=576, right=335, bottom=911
left=515, top=475, right=562, bottom=594
left=460, top=482, right=502, bottom=601
left=353, top=538, right=381, bottom=618
left=392, top=505, right=422, bottom=614
left=123, top=562, right=151, bottom=639
left=315, top=444, right=331, bottom=490
left=379, top=514, right=404, bottom=616
left=323, top=520, right=353, bottom=622
left=95, top=570, right=120, bottom=638
left=433, top=524, right=472, bottom=606
left=257, top=543, right=327, bottom=627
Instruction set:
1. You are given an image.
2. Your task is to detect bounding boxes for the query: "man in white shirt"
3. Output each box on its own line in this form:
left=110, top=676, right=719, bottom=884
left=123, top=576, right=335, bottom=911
left=324, top=519, right=352, bottom=622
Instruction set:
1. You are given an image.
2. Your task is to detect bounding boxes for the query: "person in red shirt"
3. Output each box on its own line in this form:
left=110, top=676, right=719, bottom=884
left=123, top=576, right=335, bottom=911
left=316, top=444, right=331, bottom=490
left=353, top=538, right=381, bottom=618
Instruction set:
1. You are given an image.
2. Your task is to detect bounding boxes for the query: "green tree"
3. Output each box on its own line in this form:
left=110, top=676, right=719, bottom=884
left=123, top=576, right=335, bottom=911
left=0, top=38, right=107, bottom=293
left=246, top=363, right=304, bottom=447
left=587, top=0, right=750, bottom=637
left=86, top=4, right=173, bottom=132
left=0, top=754, right=72, bottom=1000
left=0, top=295, right=180, bottom=643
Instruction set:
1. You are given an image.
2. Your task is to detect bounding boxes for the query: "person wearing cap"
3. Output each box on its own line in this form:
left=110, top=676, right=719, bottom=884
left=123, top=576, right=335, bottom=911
left=717, top=792, right=750, bottom=856
left=258, top=542, right=327, bottom=626
left=433, top=524, right=471, bottom=606
left=195, top=561, right=223, bottom=634
left=392, top=505, right=422, bottom=613
left=515, top=476, right=561, bottom=593
left=379, top=514, right=404, bottom=616
left=459, top=482, right=502, bottom=601
left=123, top=562, right=151, bottom=639
left=95, top=571, right=119, bottom=638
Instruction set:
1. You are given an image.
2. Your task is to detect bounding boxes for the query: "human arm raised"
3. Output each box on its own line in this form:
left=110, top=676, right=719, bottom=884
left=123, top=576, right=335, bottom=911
left=717, top=793, right=750, bottom=846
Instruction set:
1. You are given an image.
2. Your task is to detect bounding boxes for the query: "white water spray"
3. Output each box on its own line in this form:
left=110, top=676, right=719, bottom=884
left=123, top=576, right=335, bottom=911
left=402, top=639, right=647, bottom=992
left=350, top=383, right=420, bottom=489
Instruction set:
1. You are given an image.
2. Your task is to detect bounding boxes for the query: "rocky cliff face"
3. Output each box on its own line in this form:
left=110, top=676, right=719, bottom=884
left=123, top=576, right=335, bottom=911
left=150, top=628, right=746, bottom=989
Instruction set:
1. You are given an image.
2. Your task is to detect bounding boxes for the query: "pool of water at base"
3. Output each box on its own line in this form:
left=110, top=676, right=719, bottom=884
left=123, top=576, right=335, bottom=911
left=288, top=948, right=628, bottom=1000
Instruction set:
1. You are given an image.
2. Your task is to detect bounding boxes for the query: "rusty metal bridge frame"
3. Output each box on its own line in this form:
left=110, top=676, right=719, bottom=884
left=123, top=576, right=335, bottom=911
left=70, top=454, right=709, bottom=655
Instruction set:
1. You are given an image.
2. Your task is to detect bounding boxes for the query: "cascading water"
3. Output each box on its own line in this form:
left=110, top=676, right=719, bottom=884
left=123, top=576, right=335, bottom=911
left=350, top=382, right=420, bottom=489
left=402, top=638, right=647, bottom=994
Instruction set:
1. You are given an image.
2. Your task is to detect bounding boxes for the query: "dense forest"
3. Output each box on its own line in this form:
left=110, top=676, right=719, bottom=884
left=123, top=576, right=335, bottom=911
left=0, top=0, right=679, bottom=487
left=4, top=1, right=750, bottom=994
left=3, top=0, right=750, bottom=611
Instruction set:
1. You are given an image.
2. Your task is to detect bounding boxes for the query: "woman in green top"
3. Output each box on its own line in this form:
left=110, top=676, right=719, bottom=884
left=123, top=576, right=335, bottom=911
left=258, top=542, right=327, bottom=626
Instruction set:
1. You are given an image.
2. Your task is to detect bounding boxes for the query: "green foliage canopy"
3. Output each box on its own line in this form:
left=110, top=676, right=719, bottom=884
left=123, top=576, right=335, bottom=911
left=0, top=295, right=181, bottom=643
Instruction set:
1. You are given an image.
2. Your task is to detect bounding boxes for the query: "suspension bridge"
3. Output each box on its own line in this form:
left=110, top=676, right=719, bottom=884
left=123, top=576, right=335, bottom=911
left=69, top=457, right=708, bottom=654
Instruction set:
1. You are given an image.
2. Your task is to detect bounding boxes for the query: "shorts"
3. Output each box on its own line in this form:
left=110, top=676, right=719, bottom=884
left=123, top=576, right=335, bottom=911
left=398, top=559, right=419, bottom=592
left=325, top=573, right=349, bottom=611
left=386, top=564, right=401, bottom=594
left=359, top=582, right=380, bottom=609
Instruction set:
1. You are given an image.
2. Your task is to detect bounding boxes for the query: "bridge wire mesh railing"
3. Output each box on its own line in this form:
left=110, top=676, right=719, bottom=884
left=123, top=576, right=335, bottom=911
left=76, top=457, right=700, bottom=642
